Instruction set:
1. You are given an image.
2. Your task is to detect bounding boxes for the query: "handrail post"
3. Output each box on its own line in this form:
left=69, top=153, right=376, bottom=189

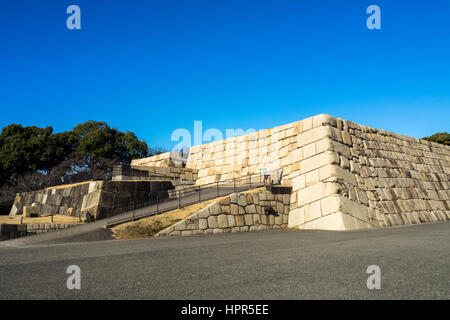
left=178, top=190, right=181, bottom=208
left=156, top=193, right=159, bottom=214
left=233, top=178, right=236, bottom=193
left=199, top=186, right=201, bottom=202
left=249, top=175, right=252, bottom=189
left=132, top=195, right=136, bottom=221
left=111, top=191, right=116, bottom=221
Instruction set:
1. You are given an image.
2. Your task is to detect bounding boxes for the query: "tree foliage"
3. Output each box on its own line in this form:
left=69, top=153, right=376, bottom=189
left=0, top=121, right=150, bottom=185
left=71, top=121, right=149, bottom=162
left=0, top=121, right=156, bottom=213
left=0, top=125, right=74, bottom=183
left=423, top=132, right=450, bottom=146
left=47, top=153, right=118, bottom=185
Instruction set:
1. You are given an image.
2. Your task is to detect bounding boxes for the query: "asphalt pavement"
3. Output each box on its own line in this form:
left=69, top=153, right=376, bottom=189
left=0, top=184, right=255, bottom=247
left=0, top=221, right=449, bottom=299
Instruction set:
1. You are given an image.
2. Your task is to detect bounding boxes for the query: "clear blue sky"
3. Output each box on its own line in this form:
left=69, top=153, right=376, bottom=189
left=1, top=0, right=449, bottom=150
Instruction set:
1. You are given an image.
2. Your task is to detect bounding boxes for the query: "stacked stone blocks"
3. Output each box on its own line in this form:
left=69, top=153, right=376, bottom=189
left=10, top=180, right=174, bottom=220
left=0, top=223, right=78, bottom=241
left=155, top=189, right=290, bottom=237
left=63, top=114, right=450, bottom=231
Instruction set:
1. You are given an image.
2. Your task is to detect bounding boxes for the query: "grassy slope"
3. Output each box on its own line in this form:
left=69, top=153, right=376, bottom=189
left=111, top=198, right=224, bottom=240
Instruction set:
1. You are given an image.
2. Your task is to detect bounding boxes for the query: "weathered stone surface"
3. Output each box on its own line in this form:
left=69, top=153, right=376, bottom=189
left=180, top=115, right=447, bottom=230
left=238, top=194, right=248, bottom=207
left=174, top=220, right=186, bottom=231
left=217, top=214, right=229, bottom=228
left=244, top=214, right=253, bottom=226
left=199, top=219, right=208, bottom=230
left=235, top=215, right=245, bottom=227
left=208, top=202, right=222, bottom=216
left=207, top=215, right=218, bottom=228
left=246, top=204, right=257, bottom=214
left=17, top=113, right=449, bottom=235
left=198, top=208, right=210, bottom=218
left=10, top=180, right=174, bottom=221
left=23, top=206, right=39, bottom=217
left=219, top=197, right=230, bottom=206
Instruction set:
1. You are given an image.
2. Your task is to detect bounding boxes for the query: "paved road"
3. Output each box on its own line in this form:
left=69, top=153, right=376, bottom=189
left=0, top=222, right=449, bottom=299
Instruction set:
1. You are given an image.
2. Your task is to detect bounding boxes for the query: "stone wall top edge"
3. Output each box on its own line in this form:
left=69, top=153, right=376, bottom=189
left=43, top=180, right=100, bottom=192
left=186, top=114, right=336, bottom=150
left=331, top=116, right=449, bottom=152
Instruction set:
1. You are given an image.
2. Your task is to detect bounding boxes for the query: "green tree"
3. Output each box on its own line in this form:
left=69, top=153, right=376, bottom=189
left=423, top=132, right=450, bottom=146
left=71, top=121, right=150, bottom=163
left=0, top=124, right=72, bottom=184
left=0, top=121, right=154, bottom=213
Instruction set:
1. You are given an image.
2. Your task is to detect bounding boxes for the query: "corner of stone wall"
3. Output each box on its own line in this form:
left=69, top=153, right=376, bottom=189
left=286, top=114, right=376, bottom=230
left=288, top=114, right=450, bottom=230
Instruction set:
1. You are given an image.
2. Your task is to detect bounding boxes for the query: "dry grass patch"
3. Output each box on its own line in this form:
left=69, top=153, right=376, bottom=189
left=0, top=214, right=82, bottom=225
left=111, top=198, right=224, bottom=240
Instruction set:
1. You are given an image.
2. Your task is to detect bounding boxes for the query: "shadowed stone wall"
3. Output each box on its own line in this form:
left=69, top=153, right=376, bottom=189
left=0, top=223, right=78, bottom=241
left=10, top=180, right=174, bottom=220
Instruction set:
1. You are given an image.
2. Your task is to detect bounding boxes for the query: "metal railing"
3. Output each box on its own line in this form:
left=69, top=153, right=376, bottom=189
left=105, top=169, right=282, bottom=227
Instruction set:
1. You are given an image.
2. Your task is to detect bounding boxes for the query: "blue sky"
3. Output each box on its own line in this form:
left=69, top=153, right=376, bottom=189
left=0, top=0, right=449, bottom=150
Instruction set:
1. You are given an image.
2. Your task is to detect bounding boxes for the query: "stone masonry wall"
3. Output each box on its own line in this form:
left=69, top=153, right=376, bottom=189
left=186, top=121, right=297, bottom=186
left=154, top=188, right=290, bottom=237
left=10, top=181, right=104, bottom=218
left=132, top=151, right=183, bottom=167
left=287, top=115, right=450, bottom=230
left=118, top=165, right=199, bottom=183
left=0, top=223, right=78, bottom=241
left=10, top=180, right=174, bottom=220
left=132, top=114, right=450, bottom=230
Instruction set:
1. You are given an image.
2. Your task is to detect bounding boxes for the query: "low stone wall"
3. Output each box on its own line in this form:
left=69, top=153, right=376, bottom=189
left=116, top=165, right=199, bottom=185
left=10, top=180, right=174, bottom=220
left=9, top=181, right=103, bottom=218
left=155, top=188, right=290, bottom=237
left=131, top=151, right=184, bottom=167
left=0, top=223, right=78, bottom=241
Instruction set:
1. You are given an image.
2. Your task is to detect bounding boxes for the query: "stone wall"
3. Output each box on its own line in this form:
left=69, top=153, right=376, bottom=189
left=9, top=181, right=103, bottom=218
left=131, top=151, right=183, bottom=167
left=115, top=165, right=198, bottom=183
left=0, top=223, right=78, bottom=241
left=154, top=188, right=290, bottom=237
left=10, top=180, right=174, bottom=220
left=186, top=122, right=297, bottom=186
left=288, top=116, right=450, bottom=230
left=130, top=114, right=450, bottom=231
